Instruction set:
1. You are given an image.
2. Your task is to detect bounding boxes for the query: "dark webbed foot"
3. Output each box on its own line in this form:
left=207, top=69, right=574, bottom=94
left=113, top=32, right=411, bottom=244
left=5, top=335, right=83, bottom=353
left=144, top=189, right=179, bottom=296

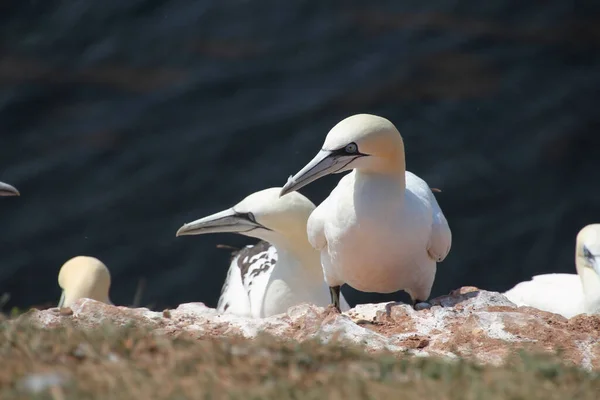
left=412, top=298, right=431, bottom=311
left=329, top=285, right=341, bottom=312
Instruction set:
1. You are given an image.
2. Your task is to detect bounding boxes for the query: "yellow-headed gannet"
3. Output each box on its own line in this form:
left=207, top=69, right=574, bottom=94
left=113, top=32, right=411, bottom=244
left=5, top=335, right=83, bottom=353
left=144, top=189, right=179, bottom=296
left=504, top=224, right=600, bottom=318
left=0, top=181, right=19, bottom=196
left=176, top=187, right=350, bottom=318
left=279, top=114, right=452, bottom=312
left=58, top=256, right=112, bottom=308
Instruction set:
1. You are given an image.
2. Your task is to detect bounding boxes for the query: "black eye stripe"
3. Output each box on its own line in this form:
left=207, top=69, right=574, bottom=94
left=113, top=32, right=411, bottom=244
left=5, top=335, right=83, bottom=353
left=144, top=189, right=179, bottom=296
left=236, top=212, right=256, bottom=223
left=329, top=142, right=366, bottom=156
left=234, top=212, right=272, bottom=231
left=583, top=245, right=595, bottom=259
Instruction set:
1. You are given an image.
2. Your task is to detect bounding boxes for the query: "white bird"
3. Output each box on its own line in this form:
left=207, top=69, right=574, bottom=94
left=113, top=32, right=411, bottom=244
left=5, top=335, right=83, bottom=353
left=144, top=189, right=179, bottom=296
left=176, top=187, right=350, bottom=318
left=0, top=181, right=19, bottom=196
left=504, top=224, right=600, bottom=318
left=58, top=256, right=112, bottom=308
left=279, top=114, right=452, bottom=312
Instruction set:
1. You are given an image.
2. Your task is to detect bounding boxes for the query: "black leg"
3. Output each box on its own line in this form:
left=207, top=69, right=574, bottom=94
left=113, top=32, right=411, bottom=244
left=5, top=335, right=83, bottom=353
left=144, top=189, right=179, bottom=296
left=412, top=298, right=431, bottom=311
left=329, top=285, right=341, bottom=312
left=411, top=298, right=424, bottom=306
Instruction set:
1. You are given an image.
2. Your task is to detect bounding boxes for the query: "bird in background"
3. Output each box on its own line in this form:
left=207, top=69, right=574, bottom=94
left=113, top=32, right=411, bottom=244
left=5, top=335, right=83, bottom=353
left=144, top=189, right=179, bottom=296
left=58, top=256, right=112, bottom=308
left=0, top=181, right=19, bottom=196
left=504, top=223, right=600, bottom=318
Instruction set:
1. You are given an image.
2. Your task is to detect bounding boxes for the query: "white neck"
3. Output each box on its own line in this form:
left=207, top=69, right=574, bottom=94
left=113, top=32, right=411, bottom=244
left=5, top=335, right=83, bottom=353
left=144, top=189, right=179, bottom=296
left=355, top=168, right=407, bottom=196
left=64, top=288, right=110, bottom=307
left=268, top=235, right=322, bottom=278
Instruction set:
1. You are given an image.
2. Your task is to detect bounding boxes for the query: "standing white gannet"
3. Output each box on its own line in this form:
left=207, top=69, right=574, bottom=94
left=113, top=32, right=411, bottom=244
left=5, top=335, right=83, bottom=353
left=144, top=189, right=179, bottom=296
left=279, top=114, right=452, bottom=312
left=57, top=256, right=112, bottom=308
left=175, top=187, right=350, bottom=318
left=0, top=181, right=19, bottom=196
left=504, top=224, right=600, bottom=318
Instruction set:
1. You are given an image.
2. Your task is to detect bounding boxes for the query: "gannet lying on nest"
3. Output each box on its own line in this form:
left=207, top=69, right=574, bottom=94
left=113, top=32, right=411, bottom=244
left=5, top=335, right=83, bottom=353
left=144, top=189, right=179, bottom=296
left=58, top=256, right=112, bottom=308
left=0, top=181, right=19, bottom=196
left=279, top=114, right=452, bottom=312
left=176, top=187, right=350, bottom=318
left=504, top=223, right=600, bottom=318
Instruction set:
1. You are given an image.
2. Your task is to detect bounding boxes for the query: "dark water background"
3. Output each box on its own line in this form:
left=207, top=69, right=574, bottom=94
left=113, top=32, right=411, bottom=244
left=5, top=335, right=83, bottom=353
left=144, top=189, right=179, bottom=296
left=1, top=1, right=599, bottom=311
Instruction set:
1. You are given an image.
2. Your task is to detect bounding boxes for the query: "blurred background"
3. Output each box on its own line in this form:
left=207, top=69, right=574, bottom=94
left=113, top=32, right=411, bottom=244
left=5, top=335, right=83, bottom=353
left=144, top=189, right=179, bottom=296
left=1, top=1, right=599, bottom=311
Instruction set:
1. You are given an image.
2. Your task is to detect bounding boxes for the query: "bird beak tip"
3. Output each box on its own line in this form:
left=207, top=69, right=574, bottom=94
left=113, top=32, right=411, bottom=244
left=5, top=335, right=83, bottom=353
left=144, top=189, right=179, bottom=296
left=279, top=177, right=295, bottom=197
left=279, top=187, right=290, bottom=198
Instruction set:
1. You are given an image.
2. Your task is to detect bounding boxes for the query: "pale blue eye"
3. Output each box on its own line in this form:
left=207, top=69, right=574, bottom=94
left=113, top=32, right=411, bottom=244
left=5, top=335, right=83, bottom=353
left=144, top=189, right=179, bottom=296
left=345, top=143, right=358, bottom=154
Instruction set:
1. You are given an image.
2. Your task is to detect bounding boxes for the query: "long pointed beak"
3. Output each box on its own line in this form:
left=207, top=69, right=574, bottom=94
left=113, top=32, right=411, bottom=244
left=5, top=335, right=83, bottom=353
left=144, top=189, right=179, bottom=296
left=176, top=208, right=264, bottom=237
left=58, top=290, right=66, bottom=308
left=280, top=150, right=358, bottom=197
left=0, top=181, right=19, bottom=196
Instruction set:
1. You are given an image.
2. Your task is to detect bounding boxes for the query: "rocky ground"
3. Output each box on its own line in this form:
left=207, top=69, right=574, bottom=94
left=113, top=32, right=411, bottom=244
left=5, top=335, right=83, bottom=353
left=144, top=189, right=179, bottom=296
left=15, top=287, right=600, bottom=368
left=2, top=288, right=600, bottom=398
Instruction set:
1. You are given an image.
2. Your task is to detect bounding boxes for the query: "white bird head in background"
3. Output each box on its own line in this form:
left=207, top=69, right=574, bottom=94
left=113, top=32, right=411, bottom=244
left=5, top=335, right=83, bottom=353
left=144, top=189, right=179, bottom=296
left=576, top=224, right=600, bottom=280
left=575, top=224, right=600, bottom=313
left=58, top=256, right=112, bottom=308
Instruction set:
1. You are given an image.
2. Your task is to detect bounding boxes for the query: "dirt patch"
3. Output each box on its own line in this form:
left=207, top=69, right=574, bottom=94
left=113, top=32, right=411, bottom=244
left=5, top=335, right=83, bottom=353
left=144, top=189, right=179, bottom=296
left=2, top=320, right=600, bottom=400
left=568, top=314, right=600, bottom=333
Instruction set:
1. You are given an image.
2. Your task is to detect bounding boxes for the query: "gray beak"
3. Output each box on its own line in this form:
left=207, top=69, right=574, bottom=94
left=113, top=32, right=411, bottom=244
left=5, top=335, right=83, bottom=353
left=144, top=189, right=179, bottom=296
left=176, top=208, right=267, bottom=237
left=280, top=149, right=361, bottom=197
left=58, top=290, right=66, bottom=308
left=0, top=181, right=19, bottom=196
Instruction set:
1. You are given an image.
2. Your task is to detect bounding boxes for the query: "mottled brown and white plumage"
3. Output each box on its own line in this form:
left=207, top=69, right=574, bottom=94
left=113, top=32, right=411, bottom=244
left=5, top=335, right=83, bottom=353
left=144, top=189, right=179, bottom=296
left=176, top=187, right=350, bottom=318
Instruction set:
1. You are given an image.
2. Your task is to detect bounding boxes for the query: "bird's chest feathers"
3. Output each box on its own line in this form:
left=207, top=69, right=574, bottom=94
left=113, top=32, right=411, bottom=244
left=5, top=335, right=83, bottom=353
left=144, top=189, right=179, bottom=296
left=332, top=179, right=425, bottom=242
left=260, top=253, right=325, bottom=316
left=325, top=177, right=431, bottom=274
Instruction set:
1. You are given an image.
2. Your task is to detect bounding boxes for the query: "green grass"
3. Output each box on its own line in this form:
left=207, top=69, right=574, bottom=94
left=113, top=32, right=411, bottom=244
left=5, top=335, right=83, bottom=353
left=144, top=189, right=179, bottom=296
left=0, top=315, right=598, bottom=399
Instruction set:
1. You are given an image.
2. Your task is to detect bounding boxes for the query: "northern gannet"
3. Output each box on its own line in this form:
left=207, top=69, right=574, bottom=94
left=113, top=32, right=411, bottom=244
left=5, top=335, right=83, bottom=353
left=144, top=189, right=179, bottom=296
left=279, top=114, right=452, bottom=312
left=57, top=256, right=112, bottom=308
left=176, top=187, right=350, bottom=318
left=0, top=181, right=19, bottom=196
left=504, top=224, right=600, bottom=318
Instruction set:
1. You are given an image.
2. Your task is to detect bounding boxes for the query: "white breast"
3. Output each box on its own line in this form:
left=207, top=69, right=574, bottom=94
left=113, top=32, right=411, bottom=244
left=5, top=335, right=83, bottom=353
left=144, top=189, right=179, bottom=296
left=319, top=171, right=435, bottom=296
left=503, top=273, right=585, bottom=319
